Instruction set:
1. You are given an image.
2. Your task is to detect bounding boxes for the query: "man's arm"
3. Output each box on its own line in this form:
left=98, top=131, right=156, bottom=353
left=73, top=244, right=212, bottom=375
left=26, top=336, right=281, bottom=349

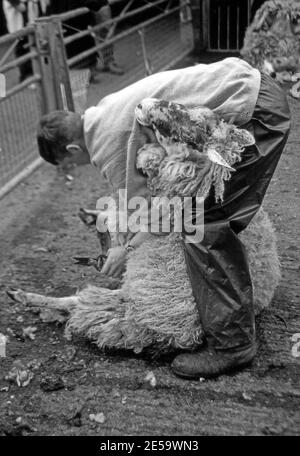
left=101, top=231, right=153, bottom=277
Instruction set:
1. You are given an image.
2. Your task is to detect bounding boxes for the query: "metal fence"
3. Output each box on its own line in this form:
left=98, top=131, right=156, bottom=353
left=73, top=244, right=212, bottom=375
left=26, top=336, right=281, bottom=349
left=63, top=0, right=194, bottom=106
left=207, top=0, right=252, bottom=52
left=0, top=0, right=193, bottom=198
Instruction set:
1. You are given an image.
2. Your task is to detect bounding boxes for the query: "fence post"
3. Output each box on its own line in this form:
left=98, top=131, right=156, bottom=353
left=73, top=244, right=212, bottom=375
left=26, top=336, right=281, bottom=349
left=138, top=28, right=152, bottom=76
left=34, top=16, right=75, bottom=114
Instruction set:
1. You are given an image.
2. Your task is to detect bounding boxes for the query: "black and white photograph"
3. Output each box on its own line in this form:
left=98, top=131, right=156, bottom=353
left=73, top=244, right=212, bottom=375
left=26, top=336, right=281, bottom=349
left=0, top=0, right=299, bottom=439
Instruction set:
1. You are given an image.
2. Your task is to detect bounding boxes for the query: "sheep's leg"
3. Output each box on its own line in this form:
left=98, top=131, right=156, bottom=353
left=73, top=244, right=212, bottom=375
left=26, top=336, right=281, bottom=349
left=7, top=287, right=127, bottom=349
left=6, top=288, right=79, bottom=313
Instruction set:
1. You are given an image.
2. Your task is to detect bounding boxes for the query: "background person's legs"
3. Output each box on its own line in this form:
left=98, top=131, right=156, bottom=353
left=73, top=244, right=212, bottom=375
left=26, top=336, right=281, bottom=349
left=94, top=4, right=124, bottom=75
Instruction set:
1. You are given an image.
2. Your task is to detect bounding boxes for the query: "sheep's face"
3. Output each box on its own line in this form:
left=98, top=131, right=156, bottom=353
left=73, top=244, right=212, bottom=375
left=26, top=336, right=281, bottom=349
left=135, top=98, right=159, bottom=126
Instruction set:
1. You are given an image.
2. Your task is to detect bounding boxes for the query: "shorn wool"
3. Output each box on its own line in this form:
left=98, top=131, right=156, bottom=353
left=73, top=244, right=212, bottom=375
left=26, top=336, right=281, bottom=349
left=134, top=98, right=255, bottom=203
left=241, top=0, right=300, bottom=82
left=8, top=102, right=281, bottom=354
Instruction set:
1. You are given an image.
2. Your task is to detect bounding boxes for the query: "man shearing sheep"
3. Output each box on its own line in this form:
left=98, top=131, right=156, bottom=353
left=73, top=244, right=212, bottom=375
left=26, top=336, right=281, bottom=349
left=36, top=57, right=290, bottom=379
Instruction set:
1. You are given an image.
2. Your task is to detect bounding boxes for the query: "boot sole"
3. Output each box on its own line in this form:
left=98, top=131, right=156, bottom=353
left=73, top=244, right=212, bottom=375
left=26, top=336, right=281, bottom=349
left=171, top=358, right=254, bottom=380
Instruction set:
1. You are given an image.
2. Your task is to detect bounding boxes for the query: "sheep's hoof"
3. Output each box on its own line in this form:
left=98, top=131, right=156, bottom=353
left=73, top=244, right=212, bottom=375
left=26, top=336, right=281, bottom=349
left=6, top=288, right=27, bottom=305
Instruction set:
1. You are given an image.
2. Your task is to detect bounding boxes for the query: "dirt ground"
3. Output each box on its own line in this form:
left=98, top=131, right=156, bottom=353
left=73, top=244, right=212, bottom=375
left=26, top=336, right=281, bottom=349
left=0, top=57, right=299, bottom=436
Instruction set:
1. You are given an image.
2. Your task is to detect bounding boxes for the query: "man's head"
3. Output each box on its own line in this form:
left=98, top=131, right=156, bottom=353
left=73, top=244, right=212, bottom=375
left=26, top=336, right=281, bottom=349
left=37, top=110, right=90, bottom=167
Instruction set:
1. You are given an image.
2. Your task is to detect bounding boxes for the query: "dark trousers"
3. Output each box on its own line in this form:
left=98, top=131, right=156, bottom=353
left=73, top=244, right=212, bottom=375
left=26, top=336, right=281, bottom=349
left=184, top=74, right=291, bottom=351
left=16, top=38, right=33, bottom=82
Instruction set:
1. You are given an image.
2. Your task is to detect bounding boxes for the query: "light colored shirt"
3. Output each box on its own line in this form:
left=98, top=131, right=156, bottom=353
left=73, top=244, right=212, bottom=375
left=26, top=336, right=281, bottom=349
left=83, top=57, right=261, bottom=201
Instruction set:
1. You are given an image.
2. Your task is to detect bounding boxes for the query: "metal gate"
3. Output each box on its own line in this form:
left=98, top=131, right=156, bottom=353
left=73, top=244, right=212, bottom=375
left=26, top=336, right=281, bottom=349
left=0, top=0, right=194, bottom=199
left=61, top=0, right=194, bottom=108
left=207, top=0, right=252, bottom=52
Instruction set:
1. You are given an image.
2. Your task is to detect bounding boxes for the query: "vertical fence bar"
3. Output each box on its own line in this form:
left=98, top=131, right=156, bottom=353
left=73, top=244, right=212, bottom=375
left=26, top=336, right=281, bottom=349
left=217, top=5, right=221, bottom=50
left=138, top=27, right=152, bottom=76
left=236, top=5, right=240, bottom=50
left=190, top=0, right=201, bottom=50
left=227, top=4, right=230, bottom=50
left=202, top=0, right=209, bottom=50
left=248, top=0, right=252, bottom=25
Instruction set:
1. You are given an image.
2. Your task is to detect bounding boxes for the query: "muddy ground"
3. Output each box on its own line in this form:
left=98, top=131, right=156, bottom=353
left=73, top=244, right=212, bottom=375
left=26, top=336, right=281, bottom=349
left=0, top=59, right=299, bottom=436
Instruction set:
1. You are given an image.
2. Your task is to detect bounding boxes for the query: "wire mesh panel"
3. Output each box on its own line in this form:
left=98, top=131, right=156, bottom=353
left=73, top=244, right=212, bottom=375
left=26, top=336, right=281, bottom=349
left=0, top=87, right=41, bottom=188
left=144, top=9, right=193, bottom=73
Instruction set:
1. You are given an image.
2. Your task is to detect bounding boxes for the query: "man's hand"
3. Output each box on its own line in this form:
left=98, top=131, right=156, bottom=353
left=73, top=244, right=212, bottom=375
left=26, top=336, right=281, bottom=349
left=101, top=246, right=127, bottom=278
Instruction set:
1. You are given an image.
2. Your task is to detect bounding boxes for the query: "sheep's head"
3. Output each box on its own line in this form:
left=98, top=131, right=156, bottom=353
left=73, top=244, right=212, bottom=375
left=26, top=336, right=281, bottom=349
left=135, top=98, right=160, bottom=126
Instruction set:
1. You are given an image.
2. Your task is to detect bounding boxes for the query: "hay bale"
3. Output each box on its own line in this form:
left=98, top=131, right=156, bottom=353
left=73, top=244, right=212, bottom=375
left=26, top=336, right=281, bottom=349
left=241, top=0, right=300, bottom=75
left=66, top=208, right=280, bottom=354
